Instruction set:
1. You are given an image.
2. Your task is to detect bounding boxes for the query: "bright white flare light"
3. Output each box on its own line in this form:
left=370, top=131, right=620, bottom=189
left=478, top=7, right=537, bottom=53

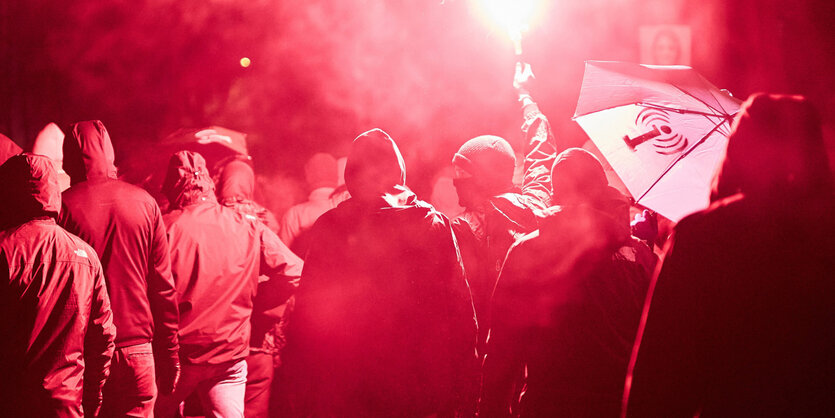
left=470, top=0, right=545, bottom=54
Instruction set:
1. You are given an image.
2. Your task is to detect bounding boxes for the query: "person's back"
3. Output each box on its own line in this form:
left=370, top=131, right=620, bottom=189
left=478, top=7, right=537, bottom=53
left=59, top=120, right=180, bottom=415
left=156, top=151, right=300, bottom=418
left=0, top=153, right=116, bottom=417
left=624, top=94, right=835, bottom=417
left=482, top=149, right=652, bottom=417
left=288, top=129, right=477, bottom=417
left=278, top=152, right=339, bottom=257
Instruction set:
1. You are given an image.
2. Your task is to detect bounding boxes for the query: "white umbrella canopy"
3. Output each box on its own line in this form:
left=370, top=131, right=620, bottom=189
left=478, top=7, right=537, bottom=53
left=574, top=61, right=741, bottom=222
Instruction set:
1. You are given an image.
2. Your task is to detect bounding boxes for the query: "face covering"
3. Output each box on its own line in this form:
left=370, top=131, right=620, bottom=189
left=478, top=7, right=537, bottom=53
left=453, top=177, right=488, bottom=209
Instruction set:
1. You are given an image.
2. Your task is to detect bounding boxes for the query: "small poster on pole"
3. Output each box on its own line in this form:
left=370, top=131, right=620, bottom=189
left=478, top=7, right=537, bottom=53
left=639, top=25, right=691, bottom=66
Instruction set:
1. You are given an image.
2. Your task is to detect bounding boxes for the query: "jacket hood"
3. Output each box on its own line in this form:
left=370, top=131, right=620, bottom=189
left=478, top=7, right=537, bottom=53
left=0, top=153, right=60, bottom=228
left=63, top=120, right=117, bottom=184
left=162, top=150, right=216, bottom=209
left=713, top=93, right=833, bottom=202
left=0, top=132, right=22, bottom=165
left=545, top=148, right=631, bottom=249
left=217, top=159, right=255, bottom=202
left=344, top=128, right=406, bottom=201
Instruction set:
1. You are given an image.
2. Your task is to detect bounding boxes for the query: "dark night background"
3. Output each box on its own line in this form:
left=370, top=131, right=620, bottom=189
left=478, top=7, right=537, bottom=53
left=2, top=0, right=834, bottom=215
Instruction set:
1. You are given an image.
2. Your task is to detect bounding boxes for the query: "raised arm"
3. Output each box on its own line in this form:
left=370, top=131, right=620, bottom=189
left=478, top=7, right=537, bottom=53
left=515, top=62, right=557, bottom=207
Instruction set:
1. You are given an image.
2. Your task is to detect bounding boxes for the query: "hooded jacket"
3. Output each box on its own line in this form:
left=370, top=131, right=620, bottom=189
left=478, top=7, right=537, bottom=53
left=481, top=148, right=653, bottom=417
left=162, top=151, right=302, bottom=365
left=217, top=158, right=280, bottom=232
left=59, top=120, right=179, bottom=360
left=0, top=153, right=116, bottom=417
left=287, top=129, right=478, bottom=417
left=625, top=94, right=835, bottom=417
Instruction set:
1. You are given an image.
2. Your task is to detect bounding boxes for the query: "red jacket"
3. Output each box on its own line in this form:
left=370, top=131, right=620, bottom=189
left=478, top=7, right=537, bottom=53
left=59, top=120, right=179, bottom=358
left=0, top=154, right=116, bottom=417
left=162, top=151, right=301, bottom=365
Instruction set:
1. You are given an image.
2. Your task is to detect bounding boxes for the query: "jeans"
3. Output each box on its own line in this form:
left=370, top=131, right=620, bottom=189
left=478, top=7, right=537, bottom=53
left=155, top=359, right=248, bottom=418
left=100, top=342, right=157, bottom=418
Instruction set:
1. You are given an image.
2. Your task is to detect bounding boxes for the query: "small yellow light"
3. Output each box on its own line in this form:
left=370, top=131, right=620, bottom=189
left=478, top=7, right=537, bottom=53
left=240, top=57, right=251, bottom=68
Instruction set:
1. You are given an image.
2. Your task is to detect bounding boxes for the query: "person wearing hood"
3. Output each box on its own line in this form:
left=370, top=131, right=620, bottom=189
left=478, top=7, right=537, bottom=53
left=217, top=157, right=280, bottom=232
left=0, top=153, right=116, bottom=417
left=623, top=94, right=835, bottom=417
left=215, top=157, right=294, bottom=418
left=480, top=148, right=654, bottom=417
left=451, top=62, right=557, bottom=349
left=278, top=152, right=339, bottom=257
left=58, top=120, right=180, bottom=417
left=155, top=150, right=302, bottom=418
left=285, top=128, right=478, bottom=416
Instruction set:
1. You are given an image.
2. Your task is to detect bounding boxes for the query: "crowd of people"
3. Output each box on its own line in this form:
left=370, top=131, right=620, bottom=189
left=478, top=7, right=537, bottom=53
left=0, top=60, right=833, bottom=418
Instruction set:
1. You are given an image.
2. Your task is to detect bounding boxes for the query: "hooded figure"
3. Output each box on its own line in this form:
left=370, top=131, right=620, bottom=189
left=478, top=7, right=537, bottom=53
left=624, top=94, right=835, bottom=417
left=156, top=150, right=302, bottom=418
left=58, top=120, right=181, bottom=416
left=217, top=158, right=280, bottom=232
left=286, top=129, right=477, bottom=417
left=215, top=157, right=290, bottom=417
left=480, top=148, right=653, bottom=417
left=0, top=153, right=116, bottom=417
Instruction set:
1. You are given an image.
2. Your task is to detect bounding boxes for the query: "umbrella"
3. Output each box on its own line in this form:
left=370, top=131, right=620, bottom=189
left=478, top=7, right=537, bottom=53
left=573, top=60, right=741, bottom=222
left=163, top=126, right=248, bottom=172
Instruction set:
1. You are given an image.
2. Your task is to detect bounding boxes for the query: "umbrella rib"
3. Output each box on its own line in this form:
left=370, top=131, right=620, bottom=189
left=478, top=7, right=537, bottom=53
left=574, top=103, right=728, bottom=119
left=635, top=115, right=733, bottom=204
left=671, top=84, right=727, bottom=116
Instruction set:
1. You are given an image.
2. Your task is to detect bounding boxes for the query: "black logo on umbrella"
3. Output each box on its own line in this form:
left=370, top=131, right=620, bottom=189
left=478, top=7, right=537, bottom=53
left=623, top=108, right=689, bottom=155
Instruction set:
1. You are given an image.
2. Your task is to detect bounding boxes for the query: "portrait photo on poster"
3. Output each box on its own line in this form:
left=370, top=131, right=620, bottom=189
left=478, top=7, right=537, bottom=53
left=639, top=25, right=692, bottom=66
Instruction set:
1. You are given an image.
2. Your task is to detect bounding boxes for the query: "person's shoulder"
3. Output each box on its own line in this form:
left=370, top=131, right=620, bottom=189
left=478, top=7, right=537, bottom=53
left=57, top=226, right=103, bottom=268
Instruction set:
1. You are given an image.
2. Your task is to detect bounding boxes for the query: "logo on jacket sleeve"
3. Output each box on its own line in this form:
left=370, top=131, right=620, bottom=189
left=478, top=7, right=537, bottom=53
left=74, top=249, right=88, bottom=258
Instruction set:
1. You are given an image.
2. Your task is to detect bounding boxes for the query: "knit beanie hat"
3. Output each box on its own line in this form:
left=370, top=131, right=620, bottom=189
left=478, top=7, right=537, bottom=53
left=452, top=135, right=516, bottom=193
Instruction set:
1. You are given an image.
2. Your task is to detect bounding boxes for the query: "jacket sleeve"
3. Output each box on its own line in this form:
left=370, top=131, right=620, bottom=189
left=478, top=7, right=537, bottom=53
left=257, top=222, right=303, bottom=310
left=147, top=203, right=179, bottom=363
left=622, top=225, right=706, bottom=417
left=518, top=101, right=557, bottom=207
left=83, top=260, right=117, bottom=417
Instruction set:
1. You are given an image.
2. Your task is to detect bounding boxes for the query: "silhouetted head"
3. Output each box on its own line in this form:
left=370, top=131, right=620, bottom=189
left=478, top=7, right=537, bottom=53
left=344, top=129, right=406, bottom=201
left=162, top=150, right=216, bottom=209
left=0, top=153, right=60, bottom=229
left=217, top=158, right=255, bottom=202
left=713, top=93, right=833, bottom=202
left=305, top=152, right=338, bottom=190
left=551, top=148, right=608, bottom=206
left=63, top=120, right=117, bottom=184
left=452, top=135, right=516, bottom=208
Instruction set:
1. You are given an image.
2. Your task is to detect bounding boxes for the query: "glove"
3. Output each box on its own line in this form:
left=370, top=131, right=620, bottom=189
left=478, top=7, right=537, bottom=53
left=156, top=349, right=180, bottom=395
left=513, top=61, right=535, bottom=93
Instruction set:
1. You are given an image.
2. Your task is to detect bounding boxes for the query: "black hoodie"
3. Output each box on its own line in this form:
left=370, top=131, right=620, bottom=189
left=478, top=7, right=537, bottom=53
left=59, top=120, right=179, bottom=359
left=287, top=129, right=478, bottom=416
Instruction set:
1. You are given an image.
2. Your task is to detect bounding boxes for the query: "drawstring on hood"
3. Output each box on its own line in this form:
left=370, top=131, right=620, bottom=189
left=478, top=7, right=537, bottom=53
left=162, top=150, right=216, bottom=209
left=344, top=129, right=407, bottom=202
left=0, top=153, right=61, bottom=229
left=63, top=120, right=117, bottom=184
